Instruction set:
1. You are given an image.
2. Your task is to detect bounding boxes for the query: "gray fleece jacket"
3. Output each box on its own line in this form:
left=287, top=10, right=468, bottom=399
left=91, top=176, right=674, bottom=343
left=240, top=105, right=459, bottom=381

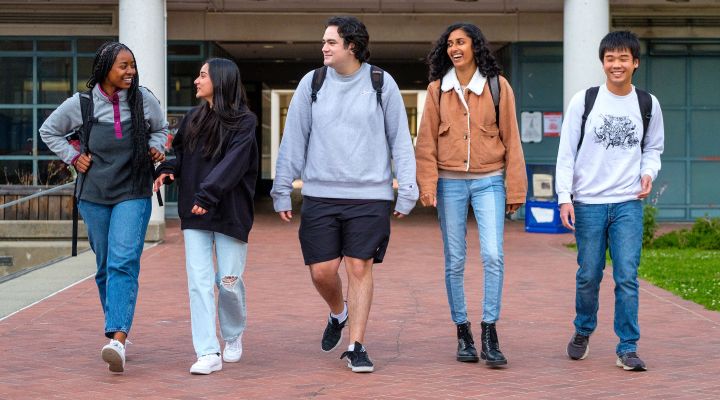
left=39, top=85, right=167, bottom=165
left=270, top=63, right=419, bottom=215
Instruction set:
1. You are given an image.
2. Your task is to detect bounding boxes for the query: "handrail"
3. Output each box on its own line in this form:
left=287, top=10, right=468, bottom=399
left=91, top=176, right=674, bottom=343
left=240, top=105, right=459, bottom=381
left=0, top=181, right=75, bottom=210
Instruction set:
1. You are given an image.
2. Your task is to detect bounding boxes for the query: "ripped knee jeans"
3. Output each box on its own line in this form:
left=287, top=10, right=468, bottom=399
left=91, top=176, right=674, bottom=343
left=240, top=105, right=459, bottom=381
left=183, top=229, right=248, bottom=357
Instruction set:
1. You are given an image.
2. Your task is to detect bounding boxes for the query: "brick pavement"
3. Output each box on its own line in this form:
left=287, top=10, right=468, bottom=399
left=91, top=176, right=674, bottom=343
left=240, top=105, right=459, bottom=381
left=1, top=210, right=719, bottom=399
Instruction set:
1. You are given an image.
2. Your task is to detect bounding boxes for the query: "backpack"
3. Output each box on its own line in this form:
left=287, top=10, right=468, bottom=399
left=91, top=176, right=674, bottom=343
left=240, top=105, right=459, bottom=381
left=437, top=75, right=501, bottom=124
left=578, top=86, right=653, bottom=152
left=310, top=64, right=385, bottom=110
left=69, top=89, right=160, bottom=256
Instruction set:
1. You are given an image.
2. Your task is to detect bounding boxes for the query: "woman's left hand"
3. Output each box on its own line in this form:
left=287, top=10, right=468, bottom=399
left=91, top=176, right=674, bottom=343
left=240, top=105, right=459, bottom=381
left=191, top=204, right=208, bottom=215
left=506, top=203, right=522, bottom=214
left=149, top=147, right=166, bottom=163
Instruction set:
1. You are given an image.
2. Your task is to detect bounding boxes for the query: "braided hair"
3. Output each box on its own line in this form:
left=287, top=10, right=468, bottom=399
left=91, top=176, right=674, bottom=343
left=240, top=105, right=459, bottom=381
left=86, top=41, right=151, bottom=194
left=427, top=23, right=501, bottom=82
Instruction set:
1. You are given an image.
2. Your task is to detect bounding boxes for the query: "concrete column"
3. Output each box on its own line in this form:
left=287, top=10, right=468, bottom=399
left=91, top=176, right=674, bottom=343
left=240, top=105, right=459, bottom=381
left=119, top=0, right=167, bottom=240
left=563, top=0, right=609, bottom=112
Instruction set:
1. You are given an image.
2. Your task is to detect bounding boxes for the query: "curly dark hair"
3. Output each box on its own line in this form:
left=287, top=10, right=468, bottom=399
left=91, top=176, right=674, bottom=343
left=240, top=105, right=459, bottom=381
left=326, top=16, right=370, bottom=62
left=86, top=41, right=150, bottom=194
left=427, top=23, right=501, bottom=82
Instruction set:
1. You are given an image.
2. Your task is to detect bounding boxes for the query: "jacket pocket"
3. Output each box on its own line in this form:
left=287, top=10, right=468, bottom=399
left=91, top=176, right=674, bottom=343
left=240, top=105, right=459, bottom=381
left=470, top=125, right=505, bottom=167
left=438, top=121, right=451, bottom=136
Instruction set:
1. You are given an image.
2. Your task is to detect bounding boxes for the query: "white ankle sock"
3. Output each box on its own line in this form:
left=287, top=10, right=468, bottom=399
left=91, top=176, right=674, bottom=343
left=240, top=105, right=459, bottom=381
left=348, top=343, right=364, bottom=352
left=331, top=303, right=348, bottom=322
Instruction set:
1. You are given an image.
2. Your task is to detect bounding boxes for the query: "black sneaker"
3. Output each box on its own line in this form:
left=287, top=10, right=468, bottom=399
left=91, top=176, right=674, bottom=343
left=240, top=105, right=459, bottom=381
left=616, top=352, right=647, bottom=371
left=321, top=314, right=347, bottom=352
left=567, top=333, right=590, bottom=360
left=340, top=341, right=374, bottom=373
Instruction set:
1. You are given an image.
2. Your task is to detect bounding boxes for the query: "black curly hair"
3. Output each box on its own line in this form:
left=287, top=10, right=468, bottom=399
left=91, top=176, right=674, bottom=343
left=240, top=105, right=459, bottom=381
left=86, top=41, right=150, bottom=194
left=326, top=16, right=370, bottom=62
left=427, top=23, right=501, bottom=82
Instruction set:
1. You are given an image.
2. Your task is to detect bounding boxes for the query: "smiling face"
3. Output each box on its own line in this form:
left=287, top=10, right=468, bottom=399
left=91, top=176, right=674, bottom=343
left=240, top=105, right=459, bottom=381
left=602, top=48, right=638, bottom=94
left=102, top=49, right=135, bottom=94
left=446, top=28, right=477, bottom=72
left=194, top=63, right=214, bottom=106
left=321, top=25, right=357, bottom=73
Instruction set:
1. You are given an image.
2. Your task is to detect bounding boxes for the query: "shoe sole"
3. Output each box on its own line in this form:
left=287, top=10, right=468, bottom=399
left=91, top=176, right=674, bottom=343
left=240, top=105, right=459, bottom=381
left=321, top=330, right=343, bottom=353
left=190, top=365, right=223, bottom=375
left=481, top=353, right=507, bottom=367
left=345, top=360, right=374, bottom=373
left=101, top=347, right=124, bottom=373
left=616, top=358, right=647, bottom=371
left=567, top=344, right=590, bottom=360
left=223, top=354, right=241, bottom=363
left=457, top=355, right=480, bottom=362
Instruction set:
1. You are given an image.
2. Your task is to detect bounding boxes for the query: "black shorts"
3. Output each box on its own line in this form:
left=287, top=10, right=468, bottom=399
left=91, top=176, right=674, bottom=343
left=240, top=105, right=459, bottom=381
left=299, top=196, right=392, bottom=265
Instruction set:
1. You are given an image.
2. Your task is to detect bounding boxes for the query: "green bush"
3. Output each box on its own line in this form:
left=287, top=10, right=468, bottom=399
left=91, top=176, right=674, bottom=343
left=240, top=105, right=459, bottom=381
left=643, top=205, right=658, bottom=248
left=651, top=216, right=720, bottom=250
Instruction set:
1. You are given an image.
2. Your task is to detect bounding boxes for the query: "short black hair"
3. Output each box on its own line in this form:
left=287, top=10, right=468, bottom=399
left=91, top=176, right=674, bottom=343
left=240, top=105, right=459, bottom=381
left=326, top=16, right=370, bottom=62
left=599, top=30, right=640, bottom=61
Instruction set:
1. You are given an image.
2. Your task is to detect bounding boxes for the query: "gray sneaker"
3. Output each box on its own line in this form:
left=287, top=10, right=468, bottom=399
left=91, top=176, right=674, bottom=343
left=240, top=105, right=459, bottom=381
left=566, top=333, right=590, bottom=360
left=616, top=352, right=647, bottom=371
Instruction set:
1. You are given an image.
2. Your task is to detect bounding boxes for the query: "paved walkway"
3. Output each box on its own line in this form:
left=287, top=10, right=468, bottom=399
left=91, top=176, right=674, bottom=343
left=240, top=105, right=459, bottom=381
left=1, top=210, right=719, bottom=399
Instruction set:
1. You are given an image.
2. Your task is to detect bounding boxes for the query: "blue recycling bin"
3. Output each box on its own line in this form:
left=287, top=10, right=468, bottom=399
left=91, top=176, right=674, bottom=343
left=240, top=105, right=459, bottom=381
left=524, top=164, right=571, bottom=234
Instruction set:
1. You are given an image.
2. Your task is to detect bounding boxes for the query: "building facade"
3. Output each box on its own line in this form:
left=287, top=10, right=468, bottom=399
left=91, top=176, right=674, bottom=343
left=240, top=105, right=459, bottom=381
left=0, top=0, right=718, bottom=221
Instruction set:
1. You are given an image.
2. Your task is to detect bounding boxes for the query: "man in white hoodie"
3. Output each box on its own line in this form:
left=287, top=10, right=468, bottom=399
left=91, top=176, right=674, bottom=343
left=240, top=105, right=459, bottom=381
left=555, top=31, right=664, bottom=372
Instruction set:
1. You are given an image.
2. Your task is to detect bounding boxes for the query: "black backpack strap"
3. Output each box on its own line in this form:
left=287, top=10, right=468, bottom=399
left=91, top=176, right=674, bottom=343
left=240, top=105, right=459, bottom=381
left=370, top=65, right=384, bottom=110
left=635, top=88, right=652, bottom=151
left=310, top=66, right=328, bottom=103
left=73, top=90, right=93, bottom=257
left=578, top=86, right=599, bottom=153
left=488, top=75, right=500, bottom=124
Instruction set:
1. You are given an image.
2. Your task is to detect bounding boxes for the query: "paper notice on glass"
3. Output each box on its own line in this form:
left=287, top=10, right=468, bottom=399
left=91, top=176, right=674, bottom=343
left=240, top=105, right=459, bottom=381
left=543, top=112, right=562, bottom=137
left=532, top=173, right=554, bottom=198
left=521, top=111, right=542, bottom=143
left=530, top=207, right=555, bottom=223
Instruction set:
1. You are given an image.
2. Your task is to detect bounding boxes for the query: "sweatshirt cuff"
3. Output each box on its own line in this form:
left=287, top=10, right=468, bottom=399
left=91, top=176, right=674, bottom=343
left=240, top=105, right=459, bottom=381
left=641, top=169, right=656, bottom=181
left=394, top=196, right=417, bottom=216
left=70, top=153, right=81, bottom=166
left=273, top=196, right=292, bottom=213
left=558, top=192, right=572, bottom=204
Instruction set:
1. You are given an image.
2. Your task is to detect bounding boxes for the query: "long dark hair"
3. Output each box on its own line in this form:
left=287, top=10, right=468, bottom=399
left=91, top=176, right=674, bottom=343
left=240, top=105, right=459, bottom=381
left=87, top=41, right=150, bottom=192
left=427, top=23, right=501, bottom=82
left=185, top=58, right=254, bottom=160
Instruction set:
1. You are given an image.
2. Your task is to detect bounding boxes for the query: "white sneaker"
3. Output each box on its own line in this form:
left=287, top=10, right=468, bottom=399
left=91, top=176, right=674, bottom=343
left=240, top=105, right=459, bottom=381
left=190, top=354, right=222, bottom=375
left=223, top=337, right=243, bottom=363
left=101, top=340, right=125, bottom=373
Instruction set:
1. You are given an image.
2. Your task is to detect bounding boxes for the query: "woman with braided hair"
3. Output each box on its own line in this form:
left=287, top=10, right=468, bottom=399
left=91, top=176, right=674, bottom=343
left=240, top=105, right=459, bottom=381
left=40, top=41, right=167, bottom=374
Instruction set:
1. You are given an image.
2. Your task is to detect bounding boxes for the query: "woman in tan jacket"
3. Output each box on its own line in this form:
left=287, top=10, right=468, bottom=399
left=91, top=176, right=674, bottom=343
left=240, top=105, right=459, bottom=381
left=415, top=23, right=527, bottom=367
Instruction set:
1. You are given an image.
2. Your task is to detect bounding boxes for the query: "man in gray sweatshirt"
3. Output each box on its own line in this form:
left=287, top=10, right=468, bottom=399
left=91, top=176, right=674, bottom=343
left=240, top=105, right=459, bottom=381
left=271, top=16, right=418, bottom=373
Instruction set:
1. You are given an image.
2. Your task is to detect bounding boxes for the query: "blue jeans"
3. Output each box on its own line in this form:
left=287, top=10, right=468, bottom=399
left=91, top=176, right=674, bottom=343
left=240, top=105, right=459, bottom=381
left=573, top=200, right=643, bottom=356
left=183, top=229, right=248, bottom=357
left=78, top=198, right=152, bottom=338
left=437, top=175, right=506, bottom=324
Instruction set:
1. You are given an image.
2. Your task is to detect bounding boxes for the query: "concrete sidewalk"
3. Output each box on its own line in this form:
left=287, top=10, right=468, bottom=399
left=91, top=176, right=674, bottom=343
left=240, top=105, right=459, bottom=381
left=1, top=212, right=719, bottom=399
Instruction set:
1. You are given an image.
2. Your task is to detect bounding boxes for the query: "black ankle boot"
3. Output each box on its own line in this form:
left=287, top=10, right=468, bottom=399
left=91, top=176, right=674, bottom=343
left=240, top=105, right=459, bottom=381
left=456, top=322, right=479, bottom=362
left=480, top=321, right=507, bottom=366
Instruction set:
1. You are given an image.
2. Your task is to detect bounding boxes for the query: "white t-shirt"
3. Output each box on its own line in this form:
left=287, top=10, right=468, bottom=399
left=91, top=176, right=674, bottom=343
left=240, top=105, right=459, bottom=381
left=555, top=84, right=664, bottom=204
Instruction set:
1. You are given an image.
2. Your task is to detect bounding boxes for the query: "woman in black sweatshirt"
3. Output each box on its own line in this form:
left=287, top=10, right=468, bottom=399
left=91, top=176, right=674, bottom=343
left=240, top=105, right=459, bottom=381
left=154, top=58, right=258, bottom=375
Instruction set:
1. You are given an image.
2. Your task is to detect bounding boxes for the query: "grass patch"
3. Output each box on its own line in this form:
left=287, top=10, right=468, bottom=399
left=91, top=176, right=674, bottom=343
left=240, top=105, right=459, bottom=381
left=564, top=243, right=720, bottom=311
left=639, top=249, right=720, bottom=311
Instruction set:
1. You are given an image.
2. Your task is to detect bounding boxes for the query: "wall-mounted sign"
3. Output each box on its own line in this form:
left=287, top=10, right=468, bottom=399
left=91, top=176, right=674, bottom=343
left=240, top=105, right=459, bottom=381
left=521, top=111, right=542, bottom=143
left=543, top=112, right=562, bottom=137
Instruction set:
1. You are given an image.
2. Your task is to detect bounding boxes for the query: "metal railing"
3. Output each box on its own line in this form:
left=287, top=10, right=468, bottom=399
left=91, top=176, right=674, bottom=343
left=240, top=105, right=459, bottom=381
left=0, top=181, right=75, bottom=210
